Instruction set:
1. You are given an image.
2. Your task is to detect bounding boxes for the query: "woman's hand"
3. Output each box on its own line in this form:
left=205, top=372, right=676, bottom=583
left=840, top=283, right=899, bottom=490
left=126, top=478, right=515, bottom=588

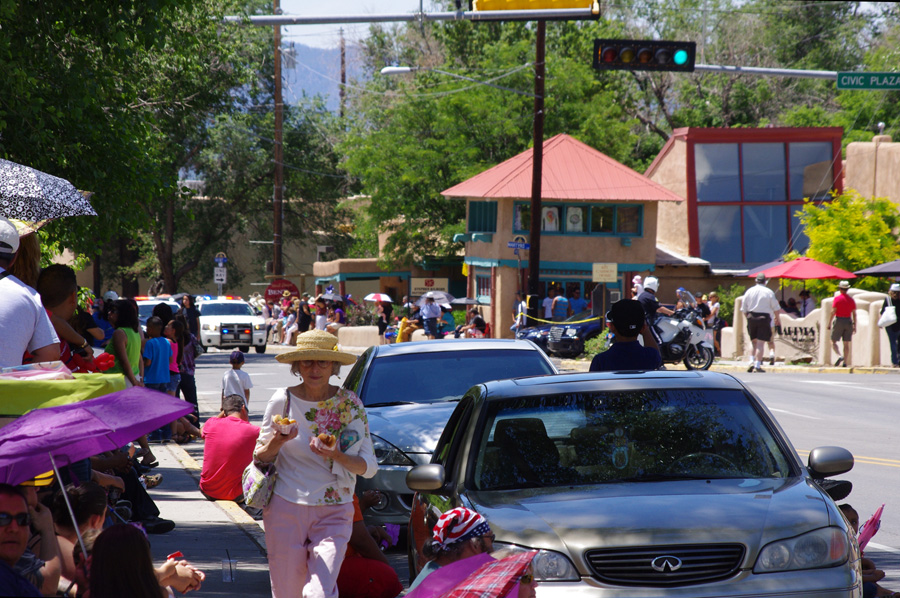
left=309, top=434, right=338, bottom=458
left=255, top=425, right=299, bottom=463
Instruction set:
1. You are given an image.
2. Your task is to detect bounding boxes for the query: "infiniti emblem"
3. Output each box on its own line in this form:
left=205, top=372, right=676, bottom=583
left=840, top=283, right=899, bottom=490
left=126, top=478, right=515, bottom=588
left=651, top=555, right=683, bottom=572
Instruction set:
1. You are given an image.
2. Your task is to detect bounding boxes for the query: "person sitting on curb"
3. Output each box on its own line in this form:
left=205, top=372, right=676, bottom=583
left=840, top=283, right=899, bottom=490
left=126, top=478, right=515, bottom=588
left=839, top=504, right=899, bottom=598
left=199, top=394, right=261, bottom=518
left=408, top=507, right=496, bottom=592
left=336, top=493, right=404, bottom=598
left=590, top=299, right=662, bottom=372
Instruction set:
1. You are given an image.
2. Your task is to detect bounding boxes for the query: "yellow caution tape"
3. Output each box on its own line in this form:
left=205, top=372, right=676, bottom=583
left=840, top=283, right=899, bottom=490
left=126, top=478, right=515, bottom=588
left=522, top=313, right=602, bottom=325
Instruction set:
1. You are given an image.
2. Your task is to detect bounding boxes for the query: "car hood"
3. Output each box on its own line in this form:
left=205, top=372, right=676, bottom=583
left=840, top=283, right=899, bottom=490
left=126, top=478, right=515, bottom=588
left=200, top=315, right=263, bottom=323
left=366, top=402, right=459, bottom=454
left=469, top=477, right=835, bottom=571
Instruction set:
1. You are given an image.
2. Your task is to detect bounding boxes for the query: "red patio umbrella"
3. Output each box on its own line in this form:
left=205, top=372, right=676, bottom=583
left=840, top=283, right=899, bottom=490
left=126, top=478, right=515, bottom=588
left=749, top=257, right=856, bottom=280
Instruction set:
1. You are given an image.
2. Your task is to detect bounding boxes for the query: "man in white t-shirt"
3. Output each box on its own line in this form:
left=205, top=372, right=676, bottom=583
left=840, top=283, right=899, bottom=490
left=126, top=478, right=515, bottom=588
left=542, top=286, right=555, bottom=320
left=222, top=350, right=253, bottom=410
left=0, top=217, right=59, bottom=367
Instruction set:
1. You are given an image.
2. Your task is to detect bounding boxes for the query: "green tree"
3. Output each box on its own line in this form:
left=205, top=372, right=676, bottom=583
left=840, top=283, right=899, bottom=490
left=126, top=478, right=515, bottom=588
left=795, top=190, right=900, bottom=297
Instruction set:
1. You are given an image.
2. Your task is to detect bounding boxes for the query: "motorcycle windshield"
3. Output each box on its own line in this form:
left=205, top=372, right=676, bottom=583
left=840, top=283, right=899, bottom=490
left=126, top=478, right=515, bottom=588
left=677, top=289, right=697, bottom=307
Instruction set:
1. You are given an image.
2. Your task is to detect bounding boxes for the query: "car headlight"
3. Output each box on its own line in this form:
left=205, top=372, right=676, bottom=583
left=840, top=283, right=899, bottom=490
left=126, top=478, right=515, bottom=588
left=371, top=435, right=415, bottom=467
left=254, top=323, right=265, bottom=330
left=202, top=323, right=217, bottom=331
left=565, top=328, right=578, bottom=337
left=754, top=527, right=850, bottom=573
left=495, top=544, right=580, bottom=581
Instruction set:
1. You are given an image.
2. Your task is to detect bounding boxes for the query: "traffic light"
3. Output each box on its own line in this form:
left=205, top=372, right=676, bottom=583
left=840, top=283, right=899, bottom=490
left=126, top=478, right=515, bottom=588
left=593, top=39, right=696, bottom=72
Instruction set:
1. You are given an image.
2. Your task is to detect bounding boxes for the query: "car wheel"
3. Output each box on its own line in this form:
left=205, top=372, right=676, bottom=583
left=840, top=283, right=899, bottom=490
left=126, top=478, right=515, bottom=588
left=255, top=345, right=266, bottom=354
left=239, top=345, right=250, bottom=353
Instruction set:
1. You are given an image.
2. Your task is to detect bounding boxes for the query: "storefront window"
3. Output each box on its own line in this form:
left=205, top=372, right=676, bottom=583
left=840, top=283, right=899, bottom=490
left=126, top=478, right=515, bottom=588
left=698, top=205, right=742, bottom=264
left=514, top=204, right=530, bottom=233
left=744, top=205, right=788, bottom=263
left=475, top=275, right=492, bottom=304
left=590, top=206, right=614, bottom=233
left=541, top=206, right=561, bottom=231
left=742, top=143, right=786, bottom=202
left=789, top=142, right=833, bottom=200
left=695, top=143, right=740, bottom=203
left=616, top=206, right=641, bottom=235
left=566, top=206, right=585, bottom=233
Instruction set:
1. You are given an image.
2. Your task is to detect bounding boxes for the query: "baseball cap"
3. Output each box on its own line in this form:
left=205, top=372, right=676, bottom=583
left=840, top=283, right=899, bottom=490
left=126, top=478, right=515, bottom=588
left=103, top=290, right=119, bottom=301
left=891, top=284, right=900, bottom=293
left=606, top=299, right=645, bottom=337
left=838, top=280, right=851, bottom=289
left=755, top=273, right=767, bottom=283
left=0, top=216, right=20, bottom=255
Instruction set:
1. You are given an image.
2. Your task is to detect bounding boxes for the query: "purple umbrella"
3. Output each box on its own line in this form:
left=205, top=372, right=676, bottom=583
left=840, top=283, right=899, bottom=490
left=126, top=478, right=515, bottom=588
left=0, top=386, right=192, bottom=486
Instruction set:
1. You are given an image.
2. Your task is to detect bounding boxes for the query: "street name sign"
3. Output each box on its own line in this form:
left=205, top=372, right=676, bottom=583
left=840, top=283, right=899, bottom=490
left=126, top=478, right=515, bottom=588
left=837, top=72, right=900, bottom=90
left=507, top=241, right=531, bottom=250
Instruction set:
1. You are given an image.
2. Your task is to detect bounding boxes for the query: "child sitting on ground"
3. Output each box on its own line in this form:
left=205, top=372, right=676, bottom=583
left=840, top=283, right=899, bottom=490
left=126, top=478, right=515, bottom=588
left=590, top=299, right=662, bottom=372
left=839, top=503, right=899, bottom=598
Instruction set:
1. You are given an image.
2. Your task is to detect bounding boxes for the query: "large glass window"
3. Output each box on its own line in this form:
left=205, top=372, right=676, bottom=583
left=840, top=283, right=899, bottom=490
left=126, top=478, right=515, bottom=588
left=743, top=205, right=788, bottom=263
left=590, top=206, right=614, bottom=233
left=790, top=208, right=810, bottom=254
left=616, top=206, right=641, bottom=235
left=698, top=205, right=742, bottom=264
left=742, top=143, right=786, bottom=202
left=695, top=143, right=740, bottom=202
left=468, top=201, right=497, bottom=233
left=789, top=142, right=833, bottom=200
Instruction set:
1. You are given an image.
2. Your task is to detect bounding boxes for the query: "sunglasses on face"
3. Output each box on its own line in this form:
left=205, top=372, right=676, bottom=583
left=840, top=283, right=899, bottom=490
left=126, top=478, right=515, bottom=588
left=519, top=573, right=534, bottom=585
left=299, top=360, right=332, bottom=369
left=0, top=512, right=30, bottom=528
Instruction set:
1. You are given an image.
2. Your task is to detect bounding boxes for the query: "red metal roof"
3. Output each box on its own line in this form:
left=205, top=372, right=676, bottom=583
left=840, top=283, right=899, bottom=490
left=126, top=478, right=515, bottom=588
left=441, top=134, right=683, bottom=202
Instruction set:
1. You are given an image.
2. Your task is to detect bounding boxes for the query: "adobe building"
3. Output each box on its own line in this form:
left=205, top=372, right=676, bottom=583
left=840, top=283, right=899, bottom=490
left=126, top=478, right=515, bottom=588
left=442, top=134, right=684, bottom=337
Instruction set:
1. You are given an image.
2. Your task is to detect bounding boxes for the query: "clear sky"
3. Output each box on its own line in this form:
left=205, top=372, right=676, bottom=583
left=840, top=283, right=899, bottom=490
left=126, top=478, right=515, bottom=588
left=280, top=1, right=436, bottom=49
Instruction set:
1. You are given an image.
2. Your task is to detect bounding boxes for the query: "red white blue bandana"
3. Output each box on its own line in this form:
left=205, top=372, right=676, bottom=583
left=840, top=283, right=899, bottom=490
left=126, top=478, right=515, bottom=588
left=431, top=507, right=491, bottom=552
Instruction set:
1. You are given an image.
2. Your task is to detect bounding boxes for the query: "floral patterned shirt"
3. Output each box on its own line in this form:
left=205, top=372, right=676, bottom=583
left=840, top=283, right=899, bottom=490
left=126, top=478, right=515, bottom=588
left=256, top=387, right=377, bottom=506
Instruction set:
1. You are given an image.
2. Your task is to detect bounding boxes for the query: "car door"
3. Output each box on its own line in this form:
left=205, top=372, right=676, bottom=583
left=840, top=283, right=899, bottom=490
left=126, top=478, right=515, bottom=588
left=407, top=393, right=476, bottom=579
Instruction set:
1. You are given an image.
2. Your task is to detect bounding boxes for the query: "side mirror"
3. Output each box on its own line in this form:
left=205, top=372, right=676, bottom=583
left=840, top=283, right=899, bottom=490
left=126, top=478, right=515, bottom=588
left=808, top=446, right=854, bottom=478
left=406, top=464, right=446, bottom=492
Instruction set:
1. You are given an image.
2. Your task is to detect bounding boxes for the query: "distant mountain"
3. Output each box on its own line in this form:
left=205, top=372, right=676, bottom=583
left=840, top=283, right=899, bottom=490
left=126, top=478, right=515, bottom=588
left=281, top=41, right=366, bottom=112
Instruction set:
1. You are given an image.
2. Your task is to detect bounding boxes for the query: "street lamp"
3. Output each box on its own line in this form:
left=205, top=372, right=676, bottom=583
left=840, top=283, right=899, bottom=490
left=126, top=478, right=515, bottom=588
left=380, top=25, right=547, bottom=323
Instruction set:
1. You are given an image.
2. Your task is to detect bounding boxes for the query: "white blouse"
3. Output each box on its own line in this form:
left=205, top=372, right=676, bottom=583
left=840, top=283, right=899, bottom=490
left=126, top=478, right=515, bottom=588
left=256, top=387, right=377, bottom=506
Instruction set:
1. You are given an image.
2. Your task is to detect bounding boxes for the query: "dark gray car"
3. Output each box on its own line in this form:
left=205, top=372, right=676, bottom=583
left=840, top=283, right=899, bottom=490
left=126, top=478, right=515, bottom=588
left=341, top=339, right=557, bottom=527
left=407, top=370, right=861, bottom=596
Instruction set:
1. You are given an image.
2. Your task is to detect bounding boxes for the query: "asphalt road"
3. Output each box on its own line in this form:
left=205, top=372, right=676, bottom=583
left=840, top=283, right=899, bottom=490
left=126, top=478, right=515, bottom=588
left=189, top=349, right=900, bottom=592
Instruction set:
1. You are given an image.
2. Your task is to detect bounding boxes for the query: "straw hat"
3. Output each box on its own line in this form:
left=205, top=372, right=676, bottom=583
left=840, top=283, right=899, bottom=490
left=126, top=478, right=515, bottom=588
left=275, top=329, right=358, bottom=365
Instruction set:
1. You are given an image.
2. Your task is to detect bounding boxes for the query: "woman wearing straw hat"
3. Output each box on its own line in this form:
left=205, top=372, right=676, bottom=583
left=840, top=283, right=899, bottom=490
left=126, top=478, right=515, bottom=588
left=254, top=330, right=376, bottom=598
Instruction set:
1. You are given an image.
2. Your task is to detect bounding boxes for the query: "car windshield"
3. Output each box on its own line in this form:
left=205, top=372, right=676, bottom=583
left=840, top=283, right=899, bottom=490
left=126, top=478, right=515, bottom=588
left=565, top=310, right=593, bottom=323
left=138, top=302, right=177, bottom=322
left=358, top=349, right=554, bottom=406
left=200, top=303, right=254, bottom=317
left=472, top=389, right=793, bottom=491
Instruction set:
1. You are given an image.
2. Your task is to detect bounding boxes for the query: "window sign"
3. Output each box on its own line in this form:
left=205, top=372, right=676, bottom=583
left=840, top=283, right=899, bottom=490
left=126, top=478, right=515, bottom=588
left=542, top=206, right=560, bottom=231
left=566, top=207, right=585, bottom=233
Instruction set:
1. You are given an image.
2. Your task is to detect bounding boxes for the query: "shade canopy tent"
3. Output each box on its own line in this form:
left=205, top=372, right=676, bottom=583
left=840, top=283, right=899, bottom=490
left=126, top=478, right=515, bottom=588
left=854, top=260, right=900, bottom=277
left=750, top=257, right=856, bottom=280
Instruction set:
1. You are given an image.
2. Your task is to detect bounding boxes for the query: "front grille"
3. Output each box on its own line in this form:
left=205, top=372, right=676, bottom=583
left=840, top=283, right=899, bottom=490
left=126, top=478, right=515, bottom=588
left=548, top=327, right=564, bottom=342
left=586, top=544, right=745, bottom=587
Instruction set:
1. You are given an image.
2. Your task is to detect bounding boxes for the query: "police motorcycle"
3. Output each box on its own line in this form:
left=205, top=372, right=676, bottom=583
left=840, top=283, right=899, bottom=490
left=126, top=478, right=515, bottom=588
left=652, top=288, right=715, bottom=370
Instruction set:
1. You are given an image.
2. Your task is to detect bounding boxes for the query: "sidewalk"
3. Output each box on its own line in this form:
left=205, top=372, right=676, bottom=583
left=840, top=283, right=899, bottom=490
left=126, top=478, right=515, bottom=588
left=146, top=442, right=271, bottom=597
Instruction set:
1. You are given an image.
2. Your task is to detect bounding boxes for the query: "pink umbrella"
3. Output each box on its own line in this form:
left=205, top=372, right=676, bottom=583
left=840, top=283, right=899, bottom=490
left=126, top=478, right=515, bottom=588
left=439, top=551, right=537, bottom=598
left=858, top=504, right=884, bottom=552
left=749, top=257, right=856, bottom=280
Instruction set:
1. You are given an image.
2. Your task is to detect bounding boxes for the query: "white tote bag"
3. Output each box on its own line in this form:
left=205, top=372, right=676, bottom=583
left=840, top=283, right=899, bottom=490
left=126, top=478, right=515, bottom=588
left=878, top=296, right=897, bottom=328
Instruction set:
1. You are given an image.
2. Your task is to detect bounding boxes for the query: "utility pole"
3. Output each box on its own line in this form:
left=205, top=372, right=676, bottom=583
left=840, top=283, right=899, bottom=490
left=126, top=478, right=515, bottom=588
left=339, top=28, right=346, bottom=119
left=272, top=0, right=284, bottom=278
left=527, top=21, right=546, bottom=320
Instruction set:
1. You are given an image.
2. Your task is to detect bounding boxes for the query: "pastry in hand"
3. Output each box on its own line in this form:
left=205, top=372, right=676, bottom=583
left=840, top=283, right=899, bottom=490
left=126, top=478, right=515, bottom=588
left=317, top=433, right=337, bottom=448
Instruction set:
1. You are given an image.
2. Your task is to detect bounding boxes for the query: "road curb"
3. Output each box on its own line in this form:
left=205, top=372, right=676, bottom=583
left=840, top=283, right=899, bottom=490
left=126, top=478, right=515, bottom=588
left=162, top=443, right=268, bottom=556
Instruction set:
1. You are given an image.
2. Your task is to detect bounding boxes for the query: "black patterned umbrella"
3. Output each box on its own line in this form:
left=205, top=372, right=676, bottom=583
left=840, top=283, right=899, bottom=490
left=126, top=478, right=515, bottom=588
left=0, top=159, right=96, bottom=221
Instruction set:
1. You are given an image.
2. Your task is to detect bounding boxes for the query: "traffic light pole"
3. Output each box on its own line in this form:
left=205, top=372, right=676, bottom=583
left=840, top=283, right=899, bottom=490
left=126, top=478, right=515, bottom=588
left=527, top=21, right=546, bottom=322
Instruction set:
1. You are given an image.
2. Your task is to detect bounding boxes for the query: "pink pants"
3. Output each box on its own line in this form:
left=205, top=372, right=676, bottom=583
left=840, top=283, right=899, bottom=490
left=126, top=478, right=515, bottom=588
left=264, top=494, right=354, bottom=598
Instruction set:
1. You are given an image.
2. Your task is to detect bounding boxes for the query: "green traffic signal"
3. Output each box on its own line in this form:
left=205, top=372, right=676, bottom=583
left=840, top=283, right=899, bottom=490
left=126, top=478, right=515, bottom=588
left=593, top=39, right=696, bottom=72
left=674, top=49, right=689, bottom=65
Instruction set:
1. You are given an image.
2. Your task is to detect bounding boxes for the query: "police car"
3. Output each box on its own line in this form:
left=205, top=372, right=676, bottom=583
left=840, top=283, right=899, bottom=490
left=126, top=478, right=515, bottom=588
left=196, top=296, right=267, bottom=353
